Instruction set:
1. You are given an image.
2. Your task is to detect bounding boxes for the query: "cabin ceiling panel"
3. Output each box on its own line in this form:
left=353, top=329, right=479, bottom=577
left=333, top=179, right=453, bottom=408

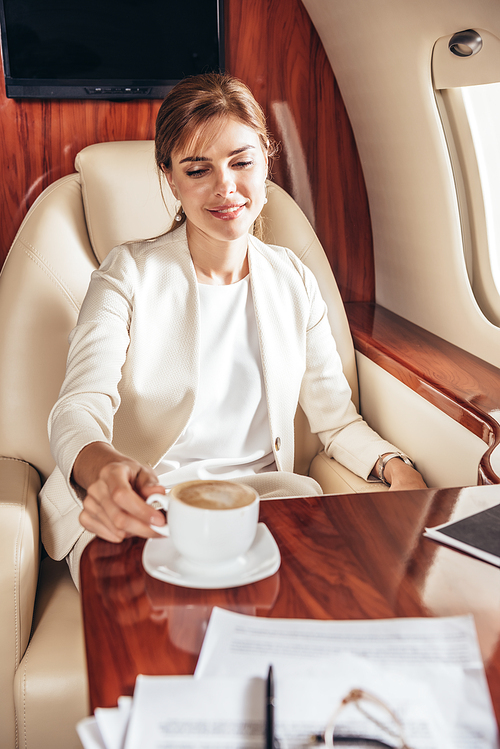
left=302, top=0, right=500, bottom=368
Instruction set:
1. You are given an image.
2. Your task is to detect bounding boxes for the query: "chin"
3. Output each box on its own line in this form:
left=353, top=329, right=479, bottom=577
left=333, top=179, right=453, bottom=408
left=208, top=218, right=256, bottom=242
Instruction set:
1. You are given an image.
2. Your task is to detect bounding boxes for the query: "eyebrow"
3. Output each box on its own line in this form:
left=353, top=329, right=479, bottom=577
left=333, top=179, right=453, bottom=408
left=179, top=145, right=255, bottom=164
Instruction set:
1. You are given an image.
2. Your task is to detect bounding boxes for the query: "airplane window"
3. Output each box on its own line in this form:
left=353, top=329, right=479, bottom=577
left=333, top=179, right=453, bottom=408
left=461, top=83, right=500, bottom=294
left=436, top=82, right=500, bottom=326
left=433, top=29, right=500, bottom=326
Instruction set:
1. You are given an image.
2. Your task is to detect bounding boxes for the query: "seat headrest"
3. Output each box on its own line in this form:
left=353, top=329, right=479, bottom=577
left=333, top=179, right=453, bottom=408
left=75, top=141, right=175, bottom=264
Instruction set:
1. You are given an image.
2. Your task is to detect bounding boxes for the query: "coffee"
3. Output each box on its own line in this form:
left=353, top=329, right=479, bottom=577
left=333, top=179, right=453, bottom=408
left=175, top=480, right=256, bottom=510
left=167, top=479, right=260, bottom=566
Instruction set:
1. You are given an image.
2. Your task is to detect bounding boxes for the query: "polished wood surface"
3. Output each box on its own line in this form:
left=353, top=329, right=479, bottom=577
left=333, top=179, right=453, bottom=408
left=0, top=82, right=161, bottom=265
left=0, top=0, right=374, bottom=303
left=346, top=302, right=500, bottom=484
left=80, top=485, right=500, bottom=727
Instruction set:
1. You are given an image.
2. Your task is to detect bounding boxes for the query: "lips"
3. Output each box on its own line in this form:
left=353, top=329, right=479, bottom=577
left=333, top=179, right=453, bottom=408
left=207, top=203, right=246, bottom=220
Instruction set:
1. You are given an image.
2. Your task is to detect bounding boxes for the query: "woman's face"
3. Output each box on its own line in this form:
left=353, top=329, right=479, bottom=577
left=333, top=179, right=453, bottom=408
left=165, top=117, right=268, bottom=250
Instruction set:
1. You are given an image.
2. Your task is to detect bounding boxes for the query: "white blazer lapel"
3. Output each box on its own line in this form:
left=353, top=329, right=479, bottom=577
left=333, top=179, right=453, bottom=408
left=114, top=226, right=201, bottom=467
left=248, top=236, right=306, bottom=472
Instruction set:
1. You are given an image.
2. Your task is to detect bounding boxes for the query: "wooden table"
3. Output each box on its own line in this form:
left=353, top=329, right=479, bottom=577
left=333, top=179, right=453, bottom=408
left=80, top=484, right=500, bottom=727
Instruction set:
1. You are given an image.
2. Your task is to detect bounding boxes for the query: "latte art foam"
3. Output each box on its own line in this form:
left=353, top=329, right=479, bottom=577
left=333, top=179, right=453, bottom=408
left=175, top=480, right=256, bottom=510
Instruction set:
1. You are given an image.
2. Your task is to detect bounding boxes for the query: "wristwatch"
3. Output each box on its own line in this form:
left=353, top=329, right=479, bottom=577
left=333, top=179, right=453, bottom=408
left=376, top=452, right=414, bottom=486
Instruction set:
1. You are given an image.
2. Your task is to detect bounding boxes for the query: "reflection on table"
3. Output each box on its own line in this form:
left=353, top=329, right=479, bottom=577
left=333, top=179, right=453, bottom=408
left=80, top=484, right=500, bottom=727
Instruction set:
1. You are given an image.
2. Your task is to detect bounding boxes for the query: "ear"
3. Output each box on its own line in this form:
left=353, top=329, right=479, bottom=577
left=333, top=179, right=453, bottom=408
left=161, top=165, right=179, bottom=200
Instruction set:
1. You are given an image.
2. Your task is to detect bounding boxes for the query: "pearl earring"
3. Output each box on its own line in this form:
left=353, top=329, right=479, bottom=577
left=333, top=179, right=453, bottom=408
left=175, top=205, right=184, bottom=222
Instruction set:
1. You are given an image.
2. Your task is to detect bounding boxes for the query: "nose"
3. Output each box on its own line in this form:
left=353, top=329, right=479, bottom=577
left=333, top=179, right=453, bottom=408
left=215, top=168, right=236, bottom=197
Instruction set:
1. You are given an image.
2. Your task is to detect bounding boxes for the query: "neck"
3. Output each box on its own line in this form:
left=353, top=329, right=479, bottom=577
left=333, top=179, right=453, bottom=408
left=186, top=223, right=250, bottom=285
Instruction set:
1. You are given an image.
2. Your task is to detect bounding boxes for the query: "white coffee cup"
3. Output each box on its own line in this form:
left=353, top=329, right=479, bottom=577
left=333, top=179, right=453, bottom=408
left=150, top=480, right=260, bottom=567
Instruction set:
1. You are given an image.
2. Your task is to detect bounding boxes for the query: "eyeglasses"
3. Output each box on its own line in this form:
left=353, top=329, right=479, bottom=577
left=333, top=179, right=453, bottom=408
left=310, top=688, right=413, bottom=748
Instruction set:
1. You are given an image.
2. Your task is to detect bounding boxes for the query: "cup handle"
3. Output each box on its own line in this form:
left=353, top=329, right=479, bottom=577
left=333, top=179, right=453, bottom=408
left=146, top=492, right=170, bottom=511
left=146, top=493, right=170, bottom=536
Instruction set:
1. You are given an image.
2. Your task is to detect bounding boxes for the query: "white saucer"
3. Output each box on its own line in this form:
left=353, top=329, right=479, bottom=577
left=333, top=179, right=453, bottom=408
left=142, top=523, right=280, bottom=589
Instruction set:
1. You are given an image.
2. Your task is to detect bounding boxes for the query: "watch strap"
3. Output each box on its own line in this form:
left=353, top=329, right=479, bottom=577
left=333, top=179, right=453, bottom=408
left=377, top=452, right=414, bottom=486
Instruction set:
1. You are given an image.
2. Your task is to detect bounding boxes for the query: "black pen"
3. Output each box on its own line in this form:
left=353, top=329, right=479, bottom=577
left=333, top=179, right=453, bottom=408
left=309, top=734, right=396, bottom=747
left=265, top=664, right=278, bottom=749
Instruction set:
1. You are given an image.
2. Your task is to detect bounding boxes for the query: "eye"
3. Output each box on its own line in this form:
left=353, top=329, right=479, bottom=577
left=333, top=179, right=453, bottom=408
left=185, top=167, right=209, bottom=178
left=233, top=160, right=254, bottom=169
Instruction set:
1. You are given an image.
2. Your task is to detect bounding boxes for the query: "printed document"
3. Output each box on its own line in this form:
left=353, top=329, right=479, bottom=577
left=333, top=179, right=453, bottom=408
left=77, top=611, right=499, bottom=749
left=122, top=659, right=455, bottom=749
left=194, top=608, right=498, bottom=749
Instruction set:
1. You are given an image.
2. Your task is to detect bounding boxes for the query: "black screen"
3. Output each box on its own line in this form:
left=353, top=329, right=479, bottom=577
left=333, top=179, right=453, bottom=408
left=0, top=0, right=224, bottom=99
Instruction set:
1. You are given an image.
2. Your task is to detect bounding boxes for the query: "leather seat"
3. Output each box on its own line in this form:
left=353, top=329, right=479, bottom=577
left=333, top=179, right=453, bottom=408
left=0, top=140, right=386, bottom=749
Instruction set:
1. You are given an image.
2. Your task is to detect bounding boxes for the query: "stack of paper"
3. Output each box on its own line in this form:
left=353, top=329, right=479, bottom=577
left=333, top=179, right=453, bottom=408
left=77, top=610, right=499, bottom=749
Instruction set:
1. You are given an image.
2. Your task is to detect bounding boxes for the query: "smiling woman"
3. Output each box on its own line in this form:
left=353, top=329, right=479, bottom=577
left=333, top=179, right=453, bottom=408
left=164, top=118, right=268, bottom=284
left=40, top=73, right=425, bottom=587
left=154, top=72, right=277, bottom=253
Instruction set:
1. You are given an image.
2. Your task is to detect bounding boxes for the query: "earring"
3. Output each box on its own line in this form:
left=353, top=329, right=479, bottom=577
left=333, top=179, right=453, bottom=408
left=174, top=205, right=184, bottom=222
left=263, top=184, right=268, bottom=204
left=263, top=197, right=268, bottom=204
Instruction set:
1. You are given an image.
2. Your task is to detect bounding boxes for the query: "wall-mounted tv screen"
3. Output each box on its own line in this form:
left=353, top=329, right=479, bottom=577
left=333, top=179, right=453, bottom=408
left=0, top=0, right=224, bottom=100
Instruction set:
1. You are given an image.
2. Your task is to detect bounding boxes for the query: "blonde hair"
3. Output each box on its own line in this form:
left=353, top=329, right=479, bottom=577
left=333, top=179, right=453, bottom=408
left=155, top=73, right=276, bottom=236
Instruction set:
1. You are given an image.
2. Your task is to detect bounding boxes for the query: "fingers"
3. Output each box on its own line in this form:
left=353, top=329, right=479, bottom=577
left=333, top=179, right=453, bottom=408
left=79, top=460, right=167, bottom=541
left=134, top=469, right=167, bottom=504
left=79, top=500, right=129, bottom=543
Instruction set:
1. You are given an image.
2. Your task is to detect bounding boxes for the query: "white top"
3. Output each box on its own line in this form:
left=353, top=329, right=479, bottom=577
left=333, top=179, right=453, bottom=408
left=156, top=277, right=275, bottom=487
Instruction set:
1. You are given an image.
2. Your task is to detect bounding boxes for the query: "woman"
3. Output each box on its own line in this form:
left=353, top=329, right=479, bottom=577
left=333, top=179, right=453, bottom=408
left=41, top=73, right=425, bottom=586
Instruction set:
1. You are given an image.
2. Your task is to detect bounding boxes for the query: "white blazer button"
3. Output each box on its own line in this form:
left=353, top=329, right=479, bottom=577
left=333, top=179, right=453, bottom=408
left=275, top=437, right=281, bottom=450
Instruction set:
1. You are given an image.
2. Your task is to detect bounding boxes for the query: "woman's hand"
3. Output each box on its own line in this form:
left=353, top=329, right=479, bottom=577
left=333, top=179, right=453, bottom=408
left=73, top=442, right=167, bottom=543
left=382, top=455, right=427, bottom=491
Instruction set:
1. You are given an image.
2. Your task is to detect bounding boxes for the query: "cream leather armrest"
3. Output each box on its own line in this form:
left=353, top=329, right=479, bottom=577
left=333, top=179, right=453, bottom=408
left=309, top=450, right=388, bottom=495
left=0, top=457, right=41, bottom=747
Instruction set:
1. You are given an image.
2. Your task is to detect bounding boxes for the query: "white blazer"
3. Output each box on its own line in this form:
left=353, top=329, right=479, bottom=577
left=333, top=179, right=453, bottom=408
left=40, top=225, right=396, bottom=560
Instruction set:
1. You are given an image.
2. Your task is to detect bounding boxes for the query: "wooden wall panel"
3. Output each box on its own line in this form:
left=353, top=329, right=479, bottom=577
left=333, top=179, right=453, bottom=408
left=225, top=0, right=375, bottom=302
left=0, top=90, right=161, bottom=259
left=0, top=0, right=374, bottom=302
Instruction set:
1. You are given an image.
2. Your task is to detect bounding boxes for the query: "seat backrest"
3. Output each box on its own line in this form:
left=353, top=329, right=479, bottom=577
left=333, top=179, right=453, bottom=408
left=0, top=140, right=357, bottom=480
